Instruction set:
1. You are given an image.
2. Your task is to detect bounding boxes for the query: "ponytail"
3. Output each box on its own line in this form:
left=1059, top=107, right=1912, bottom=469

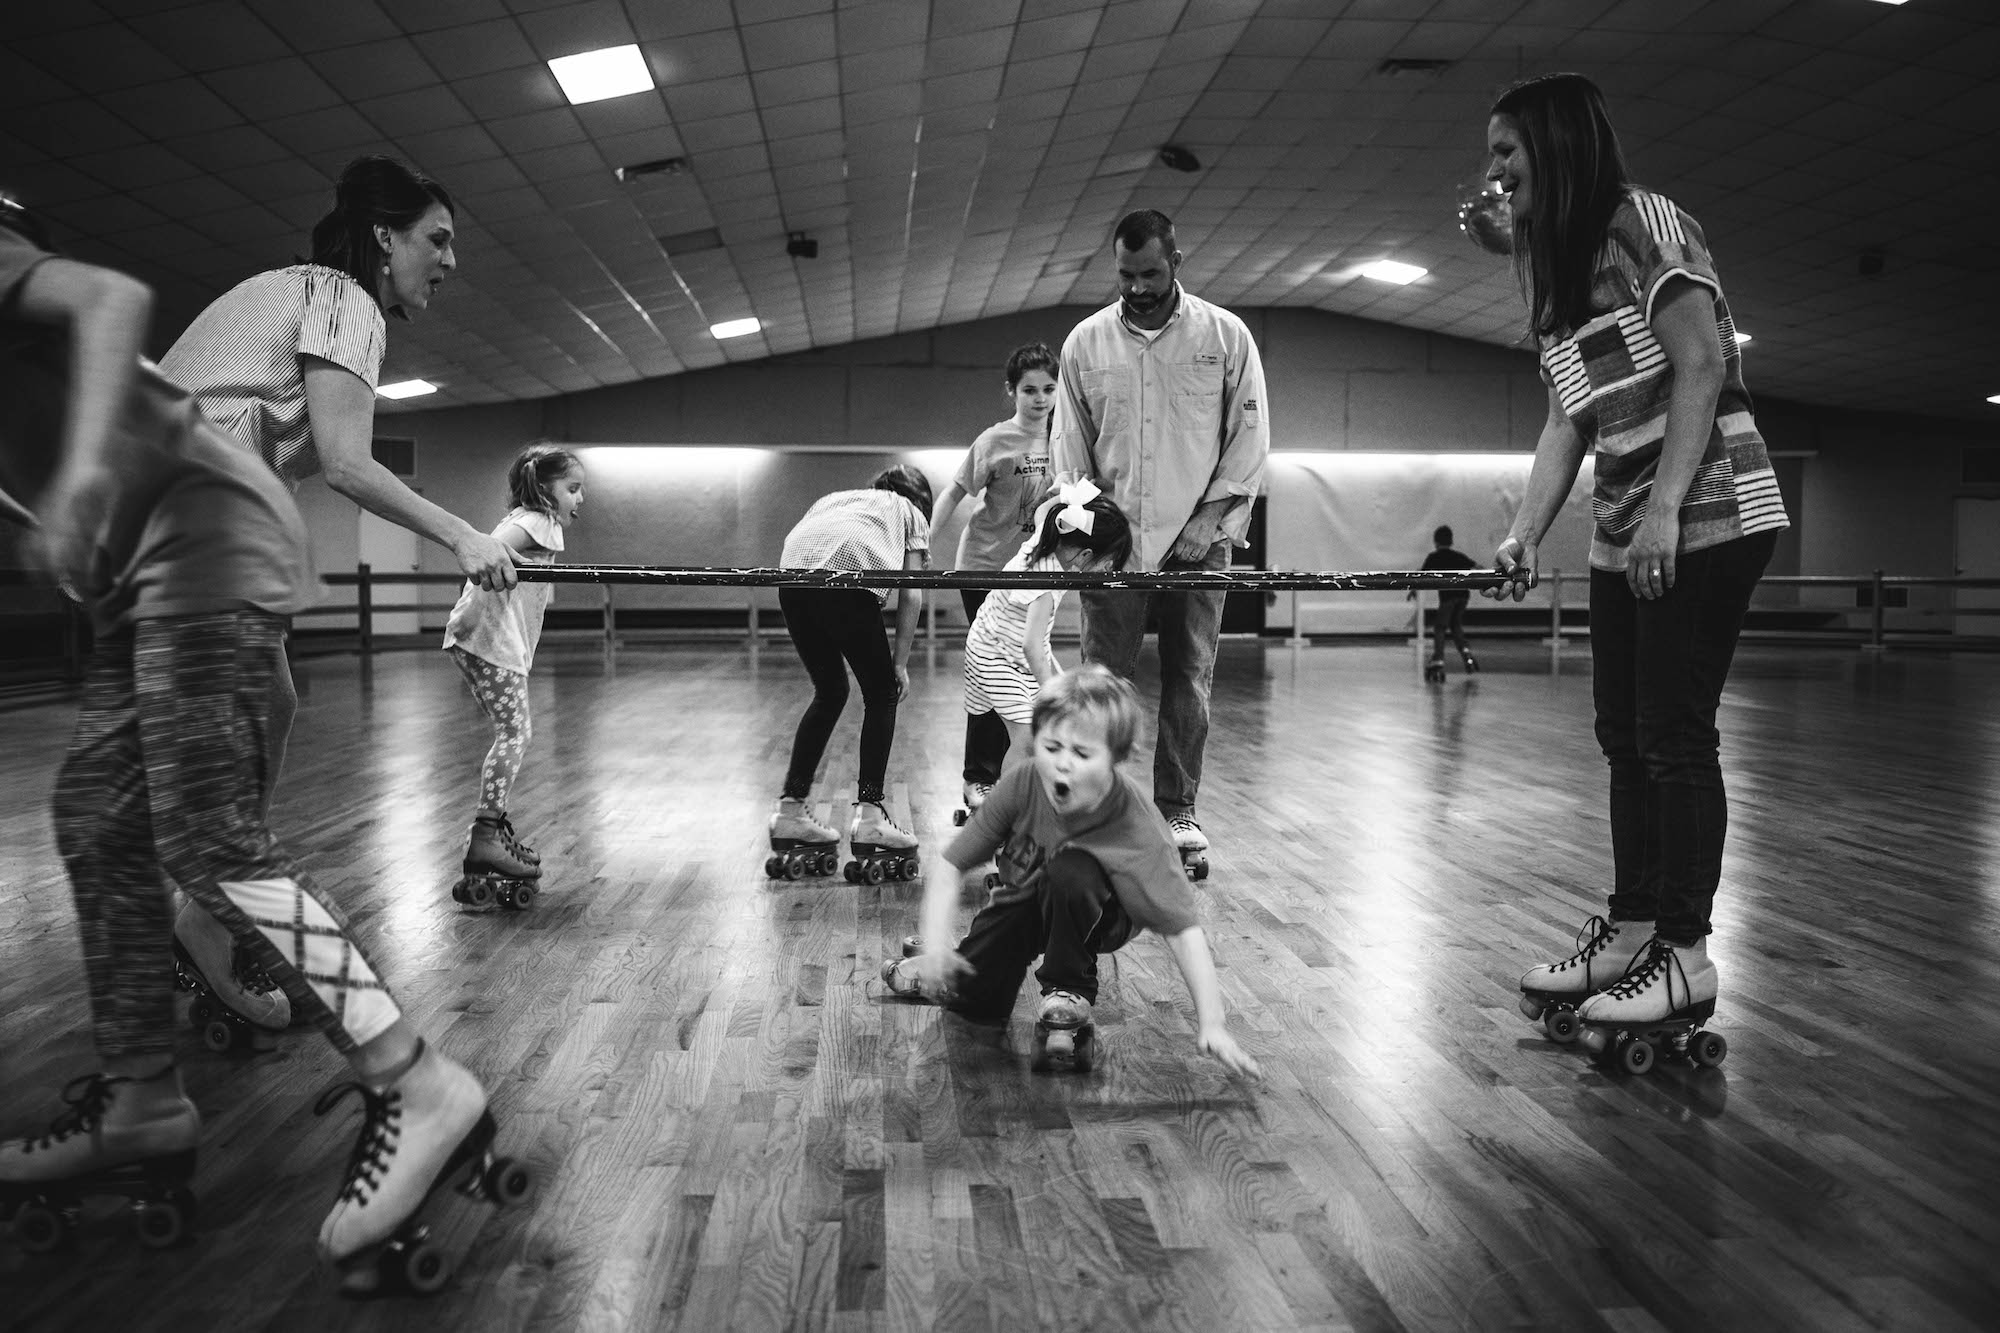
left=509, top=442, right=581, bottom=514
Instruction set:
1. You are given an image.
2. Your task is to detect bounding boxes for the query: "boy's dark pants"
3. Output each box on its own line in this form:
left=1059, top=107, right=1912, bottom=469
left=947, top=849, right=1133, bottom=1025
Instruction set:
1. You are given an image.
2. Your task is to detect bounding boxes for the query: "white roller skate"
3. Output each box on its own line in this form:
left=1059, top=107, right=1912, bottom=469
left=952, top=781, right=994, bottom=827
left=453, top=813, right=541, bottom=911
left=173, top=899, right=290, bottom=1052
left=315, top=1044, right=530, bottom=1296
left=846, top=801, right=919, bottom=884
left=1032, top=990, right=1095, bottom=1073
left=0, top=1069, right=202, bottom=1253
left=1517, top=914, right=1651, bottom=1044
left=767, top=798, right=841, bottom=880
left=1168, top=814, right=1209, bottom=881
left=1576, top=937, right=1726, bottom=1075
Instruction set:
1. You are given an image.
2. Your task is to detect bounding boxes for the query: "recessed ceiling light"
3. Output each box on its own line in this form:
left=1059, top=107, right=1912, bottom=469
left=1987, top=394, right=2000, bottom=405
left=548, top=45, right=653, bottom=106
left=1866, top=0, right=1908, bottom=5
left=376, top=379, right=437, bottom=400
left=710, top=317, right=761, bottom=340
left=1735, top=332, right=1752, bottom=344
left=1358, top=260, right=1427, bottom=285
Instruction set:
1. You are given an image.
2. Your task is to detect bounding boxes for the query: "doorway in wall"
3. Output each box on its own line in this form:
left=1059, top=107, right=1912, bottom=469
left=359, top=510, right=421, bottom=636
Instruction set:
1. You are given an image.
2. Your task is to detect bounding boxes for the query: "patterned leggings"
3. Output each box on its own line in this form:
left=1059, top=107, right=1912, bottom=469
left=448, top=647, right=532, bottom=814
left=53, top=611, right=400, bottom=1061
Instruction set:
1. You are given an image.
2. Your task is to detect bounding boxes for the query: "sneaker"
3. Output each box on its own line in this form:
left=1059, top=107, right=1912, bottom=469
left=315, top=1044, right=488, bottom=1277
left=174, top=900, right=291, bottom=1031
left=1578, top=937, right=1717, bottom=1026
left=1519, top=915, right=1651, bottom=1001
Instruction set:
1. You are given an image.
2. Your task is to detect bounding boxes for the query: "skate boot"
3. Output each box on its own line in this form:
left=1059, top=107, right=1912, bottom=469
left=495, top=814, right=540, bottom=866
left=1576, top=937, right=1726, bottom=1074
left=1168, top=814, right=1209, bottom=881
left=0, top=1069, right=201, bottom=1253
left=1424, top=655, right=1446, bottom=684
left=1032, top=990, right=1096, bottom=1073
left=878, top=935, right=933, bottom=999
left=1517, top=914, right=1651, bottom=1044
left=846, top=801, right=919, bottom=884
left=1460, top=648, right=1480, bottom=674
left=952, top=781, right=994, bottom=826
left=452, top=812, right=541, bottom=911
left=173, top=899, right=289, bottom=1053
left=315, top=1044, right=530, bottom=1296
left=766, top=797, right=841, bottom=880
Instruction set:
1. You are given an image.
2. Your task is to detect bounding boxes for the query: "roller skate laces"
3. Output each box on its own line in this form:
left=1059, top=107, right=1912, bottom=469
left=1529, top=915, right=1629, bottom=991
left=9, top=1075, right=122, bottom=1159
left=495, top=814, right=539, bottom=866
left=1581, top=936, right=1713, bottom=1025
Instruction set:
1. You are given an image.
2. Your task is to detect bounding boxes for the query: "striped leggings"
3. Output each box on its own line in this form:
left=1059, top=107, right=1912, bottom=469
left=53, top=610, right=400, bottom=1062
left=447, top=646, right=531, bottom=814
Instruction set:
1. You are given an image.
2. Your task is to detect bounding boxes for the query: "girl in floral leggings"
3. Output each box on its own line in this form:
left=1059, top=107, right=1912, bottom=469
left=442, top=443, right=586, bottom=885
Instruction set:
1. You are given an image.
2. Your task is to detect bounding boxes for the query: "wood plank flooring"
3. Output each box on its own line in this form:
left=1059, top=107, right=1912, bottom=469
left=0, top=636, right=1996, bottom=1332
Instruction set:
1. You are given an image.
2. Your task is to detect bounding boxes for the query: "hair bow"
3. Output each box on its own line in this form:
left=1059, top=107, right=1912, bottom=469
left=1034, top=477, right=1101, bottom=538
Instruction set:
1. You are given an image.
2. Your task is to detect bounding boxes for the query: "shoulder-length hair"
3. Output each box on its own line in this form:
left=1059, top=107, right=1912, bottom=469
left=309, top=156, right=455, bottom=315
left=1490, top=73, right=1633, bottom=338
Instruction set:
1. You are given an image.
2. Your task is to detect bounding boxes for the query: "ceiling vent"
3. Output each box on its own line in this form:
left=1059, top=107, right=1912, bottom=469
left=659, top=227, right=724, bottom=255
left=1376, top=58, right=1453, bottom=76
left=616, top=157, right=688, bottom=182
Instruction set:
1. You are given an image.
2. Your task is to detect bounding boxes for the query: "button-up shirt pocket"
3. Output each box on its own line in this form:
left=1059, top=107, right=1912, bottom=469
left=1169, top=361, right=1224, bottom=437
left=1081, top=365, right=1135, bottom=440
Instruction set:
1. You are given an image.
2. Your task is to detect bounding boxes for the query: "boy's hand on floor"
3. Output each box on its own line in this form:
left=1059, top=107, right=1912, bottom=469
left=1197, top=1025, right=1263, bottom=1081
left=916, top=948, right=972, bottom=995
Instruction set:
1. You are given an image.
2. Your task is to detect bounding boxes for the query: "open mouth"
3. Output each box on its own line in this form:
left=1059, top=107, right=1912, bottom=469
left=1053, top=780, right=1071, bottom=800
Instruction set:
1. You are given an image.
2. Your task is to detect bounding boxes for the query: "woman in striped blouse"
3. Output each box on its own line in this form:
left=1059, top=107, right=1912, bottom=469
left=157, top=157, right=523, bottom=1025
left=1483, top=74, right=1789, bottom=1047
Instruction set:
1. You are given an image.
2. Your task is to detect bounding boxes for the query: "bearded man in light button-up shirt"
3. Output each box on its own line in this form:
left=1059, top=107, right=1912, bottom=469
left=1051, top=209, right=1268, bottom=857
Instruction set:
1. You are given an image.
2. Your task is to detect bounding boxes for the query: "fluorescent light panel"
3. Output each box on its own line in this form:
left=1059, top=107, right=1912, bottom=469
left=548, top=46, right=653, bottom=105
left=1735, top=332, right=1752, bottom=344
left=376, top=379, right=437, bottom=400
left=1987, top=394, right=2000, bottom=405
left=710, top=317, right=761, bottom=340
left=1358, top=260, right=1427, bottom=285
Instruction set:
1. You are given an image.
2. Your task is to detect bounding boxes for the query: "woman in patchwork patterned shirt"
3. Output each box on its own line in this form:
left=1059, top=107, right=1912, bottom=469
left=1482, top=73, right=1789, bottom=1040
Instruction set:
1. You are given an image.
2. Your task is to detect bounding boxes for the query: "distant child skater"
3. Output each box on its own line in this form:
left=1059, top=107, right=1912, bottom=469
left=964, top=477, right=1131, bottom=771
left=770, top=464, right=934, bottom=871
left=884, top=665, right=1262, bottom=1079
left=1422, top=524, right=1479, bottom=673
left=442, top=442, right=586, bottom=884
left=930, top=341, right=1057, bottom=813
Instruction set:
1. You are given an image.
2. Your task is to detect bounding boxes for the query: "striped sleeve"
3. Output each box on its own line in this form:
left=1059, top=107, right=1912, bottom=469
left=1618, top=191, right=1722, bottom=326
left=297, top=267, right=385, bottom=387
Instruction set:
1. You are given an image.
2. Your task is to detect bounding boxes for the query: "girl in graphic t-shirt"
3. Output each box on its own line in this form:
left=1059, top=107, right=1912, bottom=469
left=929, top=342, right=1056, bottom=814
left=443, top=444, right=587, bottom=893
left=1482, top=74, right=1789, bottom=1048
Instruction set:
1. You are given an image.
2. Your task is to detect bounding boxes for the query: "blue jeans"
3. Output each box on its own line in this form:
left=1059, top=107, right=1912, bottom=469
left=1590, top=530, right=1776, bottom=943
left=1079, top=540, right=1229, bottom=820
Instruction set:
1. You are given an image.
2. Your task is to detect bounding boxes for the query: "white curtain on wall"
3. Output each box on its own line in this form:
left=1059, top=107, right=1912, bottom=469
left=1265, top=453, right=1596, bottom=633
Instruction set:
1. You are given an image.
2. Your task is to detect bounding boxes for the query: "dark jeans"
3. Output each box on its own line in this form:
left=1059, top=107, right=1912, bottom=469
left=1080, top=540, right=1230, bottom=818
left=1590, top=530, right=1776, bottom=943
left=958, top=588, right=1012, bottom=785
left=947, top=850, right=1135, bottom=1025
left=780, top=587, right=898, bottom=805
left=1430, top=594, right=1469, bottom=657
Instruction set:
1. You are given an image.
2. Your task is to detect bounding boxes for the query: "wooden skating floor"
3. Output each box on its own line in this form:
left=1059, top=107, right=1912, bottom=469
left=1, top=637, right=1996, bottom=1333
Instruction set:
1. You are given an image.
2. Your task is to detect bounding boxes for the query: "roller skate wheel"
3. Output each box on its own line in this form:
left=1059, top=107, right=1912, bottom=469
left=1690, top=1030, right=1727, bottom=1068
left=785, top=856, right=807, bottom=881
left=1617, top=1036, right=1655, bottom=1075
left=764, top=856, right=784, bottom=879
left=952, top=808, right=968, bottom=826
left=135, top=1193, right=192, bottom=1248
left=1578, top=1026, right=1609, bottom=1057
left=13, top=1201, right=69, bottom=1254
left=202, top=1018, right=237, bottom=1054
left=1073, top=1026, right=1095, bottom=1073
left=399, top=1238, right=452, bottom=1294
left=510, top=883, right=536, bottom=910
left=984, top=872, right=1001, bottom=892
left=465, top=878, right=494, bottom=908
left=843, top=861, right=861, bottom=884
left=484, top=1157, right=533, bottom=1205
left=817, top=852, right=838, bottom=876
left=900, top=857, right=921, bottom=880
left=900, top=935, right=923, bottom=957
left=1189, top=858, right=1208, bottom=882
left=188, top=995, right=218, bottom=1026
left=1544, top=1008, right=1580, bottom=1044
left=864, top=860, right=886, bottom=885
left=1518, top=994, right=1544, bottom=1021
